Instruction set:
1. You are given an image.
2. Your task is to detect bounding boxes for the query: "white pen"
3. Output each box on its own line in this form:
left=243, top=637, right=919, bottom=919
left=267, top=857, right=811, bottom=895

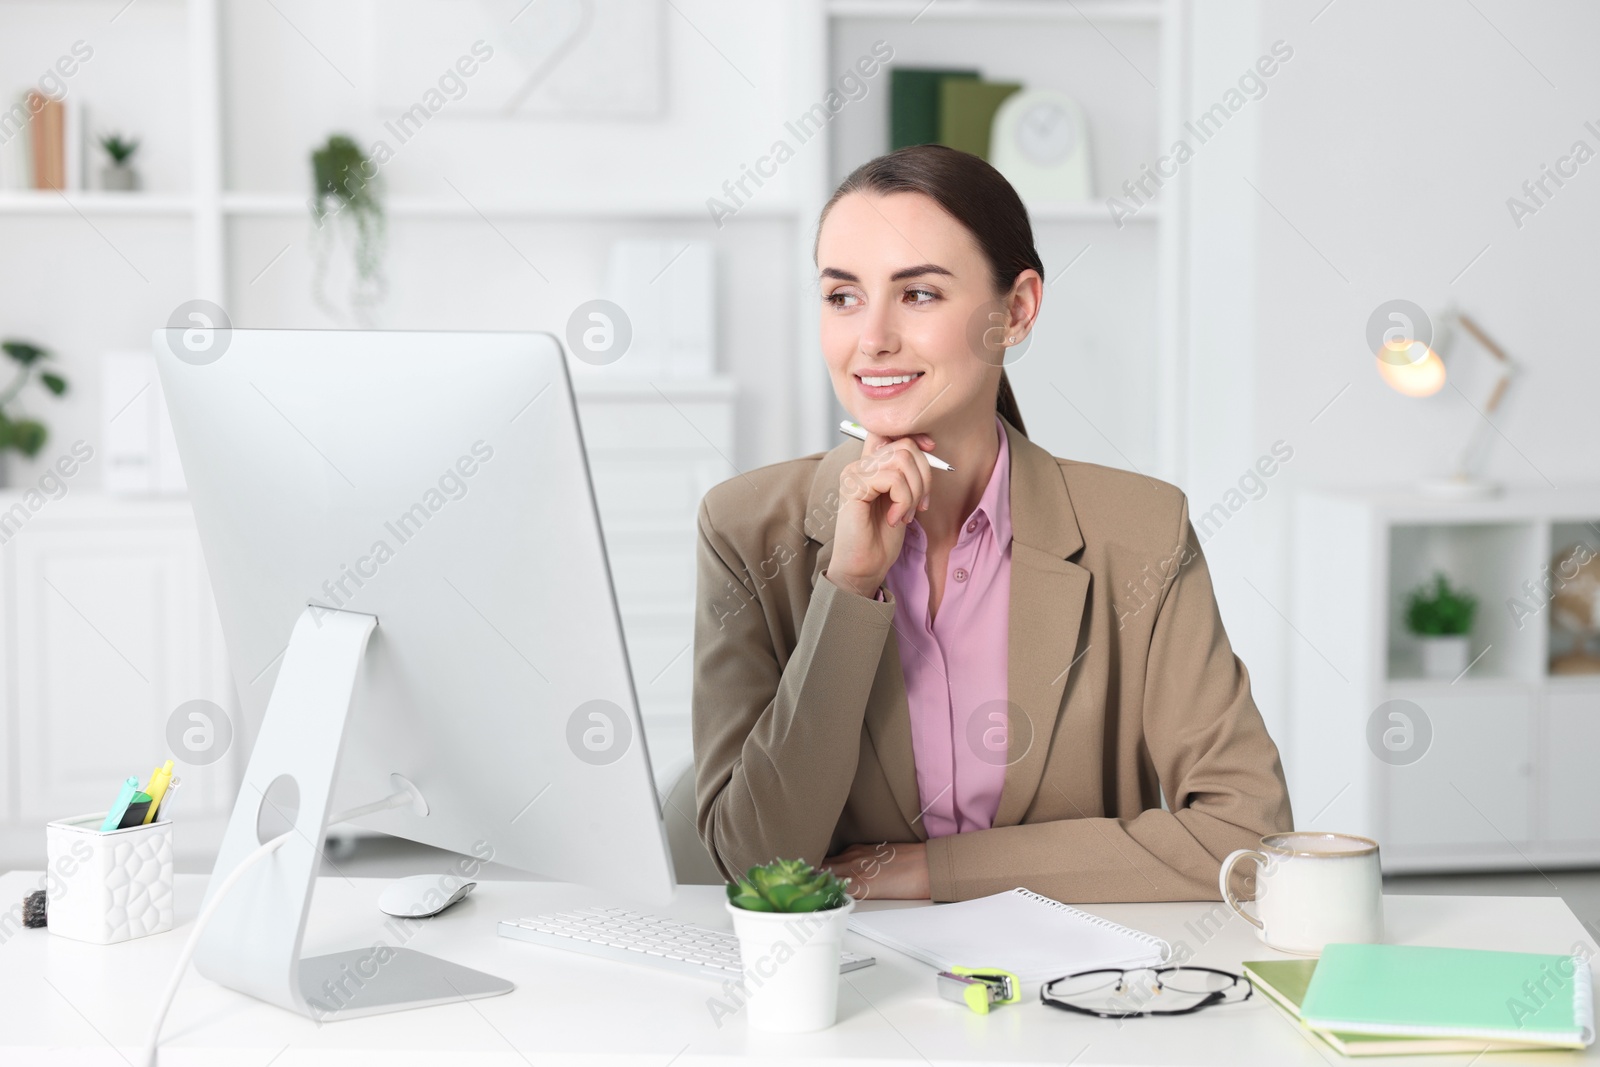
left=839, top=420, right=955, bottom=472
left=152, top=776, right=183, bottom=822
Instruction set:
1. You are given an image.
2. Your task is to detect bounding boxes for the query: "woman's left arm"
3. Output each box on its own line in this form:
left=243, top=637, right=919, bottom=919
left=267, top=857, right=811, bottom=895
left=921, top=493, right=1295, bottom=903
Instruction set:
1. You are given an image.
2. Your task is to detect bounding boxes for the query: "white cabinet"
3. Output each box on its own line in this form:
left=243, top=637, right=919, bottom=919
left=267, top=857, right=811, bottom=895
left=1290, top=486, right=1600, bottom=872
left=1542, top=685, right=1600, bottom=845
left=0, top=495, right=238, bottom=864
left=1381, top=690, right=1534, bottom=853
left=576, top=378, right=738, bottom=781
left=15, top=526, right=209, bottom=822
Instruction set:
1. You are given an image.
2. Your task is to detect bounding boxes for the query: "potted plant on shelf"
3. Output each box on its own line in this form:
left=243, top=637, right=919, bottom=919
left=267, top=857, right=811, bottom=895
left=309, top=133, right=386, bottom=327
left=725, top=858, right=855, bottom=1033
left=1404, top=571, right=1478, bottom=678
left=98, top=133, right=141, bottom=191
left=0, top=339, right=69, bottom=486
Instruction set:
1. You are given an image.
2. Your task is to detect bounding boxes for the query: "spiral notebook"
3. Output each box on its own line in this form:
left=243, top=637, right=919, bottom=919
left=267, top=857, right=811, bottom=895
left=847, top=887, right=1171, bottom=982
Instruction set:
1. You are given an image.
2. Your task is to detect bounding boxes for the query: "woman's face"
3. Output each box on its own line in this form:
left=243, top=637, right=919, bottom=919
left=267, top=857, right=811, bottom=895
left=816, top=190, right=1007, bottom=439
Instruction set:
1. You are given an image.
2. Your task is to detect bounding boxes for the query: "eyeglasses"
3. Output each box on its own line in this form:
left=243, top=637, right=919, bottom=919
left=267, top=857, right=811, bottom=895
left=1040, top=966, right=1253, bottom=1019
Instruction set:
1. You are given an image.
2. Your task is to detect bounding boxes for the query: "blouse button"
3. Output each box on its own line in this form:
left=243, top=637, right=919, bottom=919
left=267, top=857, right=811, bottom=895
left=953, top=567, right=969, bottom=583
left=965, top=519, right=978, bottom=533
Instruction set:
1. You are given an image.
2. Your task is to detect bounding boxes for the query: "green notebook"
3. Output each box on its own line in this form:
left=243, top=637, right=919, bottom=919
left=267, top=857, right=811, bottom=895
left=1245, top=958, right=1569, bottom=1057
left=1299, top=944, right=1595, bottom=1051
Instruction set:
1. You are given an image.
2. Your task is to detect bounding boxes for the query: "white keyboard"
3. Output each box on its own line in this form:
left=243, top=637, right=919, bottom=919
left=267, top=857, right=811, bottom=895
left=497, top=905, right=876, bottom=982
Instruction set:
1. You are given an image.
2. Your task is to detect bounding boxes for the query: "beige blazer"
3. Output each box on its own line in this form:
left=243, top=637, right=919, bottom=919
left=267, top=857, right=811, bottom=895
left=691, top=415, right=1293, bottom=903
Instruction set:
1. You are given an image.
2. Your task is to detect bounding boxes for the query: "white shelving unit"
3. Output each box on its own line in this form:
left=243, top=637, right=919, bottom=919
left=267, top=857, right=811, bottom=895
left=0, top=192, right=196, bottom=215
left=7, top=0, right=1186, bottom=469
left=217, top=193, right=797, bottom=220
left=0, top=0, right=791, bottom=288
left=1289, top=486, right=1600, bottom=873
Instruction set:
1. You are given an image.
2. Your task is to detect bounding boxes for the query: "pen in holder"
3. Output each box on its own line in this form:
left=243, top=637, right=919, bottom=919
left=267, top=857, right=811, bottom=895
left=44, top=811, right=174, bottom=944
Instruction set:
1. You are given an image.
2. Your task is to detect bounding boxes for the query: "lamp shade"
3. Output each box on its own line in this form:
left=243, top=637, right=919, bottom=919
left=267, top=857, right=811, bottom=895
left=1376, top=340, right=1446, bottom=397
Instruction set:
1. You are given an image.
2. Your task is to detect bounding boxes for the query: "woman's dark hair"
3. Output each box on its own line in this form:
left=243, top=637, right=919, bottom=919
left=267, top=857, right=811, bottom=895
left=814, top=143, right=1041, bottom=436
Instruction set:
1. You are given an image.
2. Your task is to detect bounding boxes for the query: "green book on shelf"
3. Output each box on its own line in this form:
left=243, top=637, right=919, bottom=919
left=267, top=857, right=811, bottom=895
left=1298, top=944, right=1595, bottom=1052
left=937, top=78, right=1022, bottom=161
left=889, top=68, right=978, bottom=151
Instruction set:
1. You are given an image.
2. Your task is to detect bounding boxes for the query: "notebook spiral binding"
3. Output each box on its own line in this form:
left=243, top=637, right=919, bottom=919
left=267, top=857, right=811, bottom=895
left=1573, top=956, right=1596, bottom=1043
left=1012, top=888, right=1174, bottom=963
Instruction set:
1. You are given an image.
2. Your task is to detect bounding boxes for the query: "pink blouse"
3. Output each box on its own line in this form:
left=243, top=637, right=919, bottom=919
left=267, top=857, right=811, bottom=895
left=883, top=416, right=1011, bottom=838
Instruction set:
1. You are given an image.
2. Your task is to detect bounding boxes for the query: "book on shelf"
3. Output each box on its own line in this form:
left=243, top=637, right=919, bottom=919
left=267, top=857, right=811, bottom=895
left=3, top=91, right=89, bottom=192
left=0, top=93, right=34, bottom=190
left=30, top=91, right=65, bottom=190
left=64, top=98, right=87, bottom=192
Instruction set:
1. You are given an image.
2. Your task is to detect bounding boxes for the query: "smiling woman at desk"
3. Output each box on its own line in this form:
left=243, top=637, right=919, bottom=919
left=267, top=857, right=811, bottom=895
left=691, top=144, right=1293, bottom=904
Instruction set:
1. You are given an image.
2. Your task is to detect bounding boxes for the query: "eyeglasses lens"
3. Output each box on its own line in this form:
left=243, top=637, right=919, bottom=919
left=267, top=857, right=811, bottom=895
left=1047, top=968, right=1238, bottom=1015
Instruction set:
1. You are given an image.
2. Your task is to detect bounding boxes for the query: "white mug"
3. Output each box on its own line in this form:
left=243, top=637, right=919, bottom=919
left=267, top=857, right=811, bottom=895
left=1218, top=831, right=1384, bottom=955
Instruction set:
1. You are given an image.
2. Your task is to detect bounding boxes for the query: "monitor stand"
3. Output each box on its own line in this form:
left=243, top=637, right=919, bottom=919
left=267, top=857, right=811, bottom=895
left=193, top=606, right=514, bottom=1020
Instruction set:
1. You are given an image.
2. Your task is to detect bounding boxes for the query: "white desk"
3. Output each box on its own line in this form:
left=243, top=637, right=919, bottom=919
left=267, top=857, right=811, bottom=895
left=1, top=871, right=1595, bottom=1066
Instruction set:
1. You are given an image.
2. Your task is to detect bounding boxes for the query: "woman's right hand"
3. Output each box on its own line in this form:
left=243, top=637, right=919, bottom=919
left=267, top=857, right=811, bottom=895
left=824, top=430, right=936, bottom=599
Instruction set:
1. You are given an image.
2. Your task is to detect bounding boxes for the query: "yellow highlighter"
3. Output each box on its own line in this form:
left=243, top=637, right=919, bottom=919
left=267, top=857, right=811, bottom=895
left=142, top=760, right=175, bottom=823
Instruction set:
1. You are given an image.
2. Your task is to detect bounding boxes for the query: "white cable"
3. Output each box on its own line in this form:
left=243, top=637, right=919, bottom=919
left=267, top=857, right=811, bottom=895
left=136, top=828, right=290, bottom=1066
left=326, top=792, right=413, bottom=824
left=136, top=791, right=413, bottom=1067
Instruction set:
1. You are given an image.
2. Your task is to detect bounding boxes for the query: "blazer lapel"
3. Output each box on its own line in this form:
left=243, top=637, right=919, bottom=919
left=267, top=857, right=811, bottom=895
left=993, top=417, right=1091, bottom=827
left=804, top=439, right=929, bottom=840
left=801, top=417, right=1092, bottom=837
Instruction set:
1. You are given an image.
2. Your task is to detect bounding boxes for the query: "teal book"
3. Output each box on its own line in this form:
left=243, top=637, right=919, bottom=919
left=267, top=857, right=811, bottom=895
left=889, top=68, right=978, bottom=151
left=1298, top=943, right=1595, bottom=1051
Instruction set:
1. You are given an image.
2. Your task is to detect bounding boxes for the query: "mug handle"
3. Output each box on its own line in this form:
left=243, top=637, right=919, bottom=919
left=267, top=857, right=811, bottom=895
left=1219, top=848, right=1267, bottom=930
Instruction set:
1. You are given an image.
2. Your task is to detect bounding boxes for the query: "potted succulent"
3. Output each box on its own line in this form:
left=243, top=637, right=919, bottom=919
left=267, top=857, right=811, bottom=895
left=1404, top=571, right=1478, bottom=678
left=725, top=858, right=856, bottom=1033
left=98, top=133, right=140, bottom=191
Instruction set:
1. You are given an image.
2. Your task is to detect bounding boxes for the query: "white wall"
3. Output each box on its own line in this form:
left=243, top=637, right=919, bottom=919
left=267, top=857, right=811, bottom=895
left=1253, top=0, right=1600, bottom=492
left=1184, top=0, right=1600, bottom=764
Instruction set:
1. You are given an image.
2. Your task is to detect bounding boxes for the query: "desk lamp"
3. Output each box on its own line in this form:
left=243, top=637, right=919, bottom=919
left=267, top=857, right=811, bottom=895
left=1374, top=306, right=1519, bottom=498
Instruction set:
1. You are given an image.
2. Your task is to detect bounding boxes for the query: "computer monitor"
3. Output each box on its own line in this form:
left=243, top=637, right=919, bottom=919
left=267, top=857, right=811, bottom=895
left=152, top=328, right=677, bottom=1020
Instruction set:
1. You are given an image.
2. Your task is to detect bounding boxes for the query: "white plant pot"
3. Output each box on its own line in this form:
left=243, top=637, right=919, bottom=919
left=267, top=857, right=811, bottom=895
left=725, top=896, right=854, bottom=1033
left=1418, top=634, right=1471, bottom=679
left=101, top=164, right=140, bottom=191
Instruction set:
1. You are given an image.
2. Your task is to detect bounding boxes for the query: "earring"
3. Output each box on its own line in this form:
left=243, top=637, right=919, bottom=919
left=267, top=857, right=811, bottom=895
left=1006, top=336, right=1015, bottom=344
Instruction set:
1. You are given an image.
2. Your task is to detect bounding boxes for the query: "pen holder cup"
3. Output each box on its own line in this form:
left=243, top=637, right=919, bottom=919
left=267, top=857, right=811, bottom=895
left=44, top=811, right=174, bottom=945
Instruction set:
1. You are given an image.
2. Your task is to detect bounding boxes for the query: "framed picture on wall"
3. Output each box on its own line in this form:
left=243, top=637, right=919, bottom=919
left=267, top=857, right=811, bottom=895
left=372, top=0, right=664, bottom=118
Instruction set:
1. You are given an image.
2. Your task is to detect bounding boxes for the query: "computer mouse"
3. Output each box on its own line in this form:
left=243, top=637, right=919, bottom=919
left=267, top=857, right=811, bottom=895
left=378, top=874, right=477, bottom=918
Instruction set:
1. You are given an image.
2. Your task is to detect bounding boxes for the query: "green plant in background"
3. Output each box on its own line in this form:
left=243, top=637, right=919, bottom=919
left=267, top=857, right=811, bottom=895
left=0, top=340, right=68, bottom=459
left=98, top=133, right=140, bottom=166
left=727, top=858, right=851, bottom=913
left=1404, top=571, right=1478, bottom=636
left=309, top=133, right=386, bottom=326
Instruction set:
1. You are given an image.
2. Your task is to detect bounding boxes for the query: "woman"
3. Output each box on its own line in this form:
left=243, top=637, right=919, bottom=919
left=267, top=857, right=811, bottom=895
left=691, top=144, right=1292, bottom=903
